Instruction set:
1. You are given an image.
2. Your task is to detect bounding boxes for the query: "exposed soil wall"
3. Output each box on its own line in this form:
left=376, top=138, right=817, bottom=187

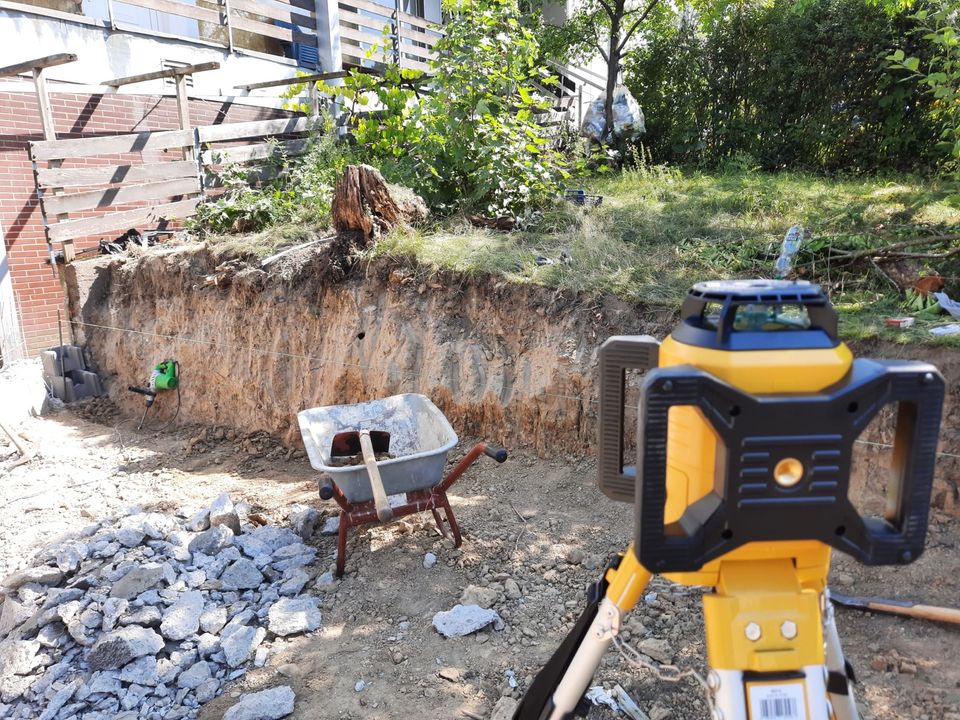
left=66, top=244, right=959, bottom=512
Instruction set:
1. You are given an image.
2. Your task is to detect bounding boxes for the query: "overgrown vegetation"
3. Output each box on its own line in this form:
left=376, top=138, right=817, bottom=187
left=324, top=0, right=571, bottom=219
left=372, top=165, right=960, bottom=343
left=621, top=0, right=939, bottom=171
left=189, top=117, right=355, bottom=237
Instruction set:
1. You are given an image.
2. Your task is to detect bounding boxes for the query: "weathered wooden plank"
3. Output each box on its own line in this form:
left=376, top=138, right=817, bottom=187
left=37, top=160, right=197, bottom=188
left=120, top=0, right=221, bottom=23
left=230, top=0, right=316, bottom=29
left=339, top=24, right=387, bottom=48
left=268, top=0, right=315, bottom=12
left=103, top=61, right=219, bottom=88
left=399, top=56, right=431, bottom=73
left=197, top=116, right=313, bottom=143
left=338, top=0, right=393, bottom=18
left=30, top=128, right=194, bottom=161
left=43, top=177, right=199, bottom=215
left=338, top=6, right=390, bottom=33
left=0, top=53, right=77, bottom=79
left=201, top=138, right=308, bottom=165
left=229, top=13, right=315, bottom=44
left=397, top=9, right=437, bottom=32
left=47, top=198, right=200, bottom=242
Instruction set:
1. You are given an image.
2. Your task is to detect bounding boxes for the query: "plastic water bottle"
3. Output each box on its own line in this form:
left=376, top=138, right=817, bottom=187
left=775, top=225, right=803, bottom=279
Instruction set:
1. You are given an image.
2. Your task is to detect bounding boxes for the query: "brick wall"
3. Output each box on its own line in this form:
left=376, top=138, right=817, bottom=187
left=0, top=90, right=296, bottom=356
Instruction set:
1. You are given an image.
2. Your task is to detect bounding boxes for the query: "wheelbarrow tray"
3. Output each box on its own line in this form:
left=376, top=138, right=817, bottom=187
left=297, top=393, right=458, bottom=504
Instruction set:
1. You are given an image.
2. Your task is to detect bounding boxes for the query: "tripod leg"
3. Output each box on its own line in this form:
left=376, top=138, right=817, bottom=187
left=513, top=546, right=651, bottom=720
left=824, top=594, right=860, bottom=720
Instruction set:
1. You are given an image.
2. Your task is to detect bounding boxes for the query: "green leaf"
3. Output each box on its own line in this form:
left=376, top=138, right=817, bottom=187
left=903, top=57, right=921, bottom=72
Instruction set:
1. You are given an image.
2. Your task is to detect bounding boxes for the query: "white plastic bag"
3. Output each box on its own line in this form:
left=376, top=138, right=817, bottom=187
left=580, top=85, right=645, bottom=141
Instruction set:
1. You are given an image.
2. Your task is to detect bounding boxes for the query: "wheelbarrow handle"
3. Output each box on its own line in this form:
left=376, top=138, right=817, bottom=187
left=483, top=444, right=508, bottom=463
left=318, top=474, right=335, bottom=501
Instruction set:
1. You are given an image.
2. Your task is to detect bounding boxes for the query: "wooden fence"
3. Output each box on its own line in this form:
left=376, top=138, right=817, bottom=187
left=30, top=116, right=316, bottom=253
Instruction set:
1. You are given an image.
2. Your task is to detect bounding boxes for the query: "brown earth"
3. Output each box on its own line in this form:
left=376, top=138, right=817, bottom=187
left=1, top=400, right=958, bottom=720
left=65, top=244, right=960, bottom=516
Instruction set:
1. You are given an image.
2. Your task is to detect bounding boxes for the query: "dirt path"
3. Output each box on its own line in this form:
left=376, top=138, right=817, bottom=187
left=2, top=403, right=958, bottom=720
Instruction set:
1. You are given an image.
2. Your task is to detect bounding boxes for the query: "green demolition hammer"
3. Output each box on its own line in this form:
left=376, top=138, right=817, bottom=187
left=128, top=360, right=180, bottom=429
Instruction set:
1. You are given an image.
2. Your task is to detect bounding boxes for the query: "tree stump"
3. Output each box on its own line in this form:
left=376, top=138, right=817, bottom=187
left=331, top=164, right=427, bottom=242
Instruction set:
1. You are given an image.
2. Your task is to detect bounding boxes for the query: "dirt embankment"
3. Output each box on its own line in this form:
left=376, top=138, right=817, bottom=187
left=65, top=244, right=960, bottom=512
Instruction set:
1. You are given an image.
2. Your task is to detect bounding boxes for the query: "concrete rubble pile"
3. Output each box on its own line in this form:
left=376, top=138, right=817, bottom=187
left=0, top=494, right=324, bottom=720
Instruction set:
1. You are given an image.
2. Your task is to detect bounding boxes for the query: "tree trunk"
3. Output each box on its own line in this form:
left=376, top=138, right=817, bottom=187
left=331, top=164, right=427, bottom=241
left=603, top=1, right=624, bottom=144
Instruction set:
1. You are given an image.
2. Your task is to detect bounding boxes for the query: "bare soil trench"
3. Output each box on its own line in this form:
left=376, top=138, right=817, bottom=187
left=2, top=400, right=959, bottom=720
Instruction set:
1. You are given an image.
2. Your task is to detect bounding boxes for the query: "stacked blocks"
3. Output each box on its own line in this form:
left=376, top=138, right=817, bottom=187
left=41, top=345, right=105, bottom=402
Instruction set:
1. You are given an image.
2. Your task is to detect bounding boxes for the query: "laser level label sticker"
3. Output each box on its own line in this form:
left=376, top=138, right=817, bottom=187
left=747, top=681, right=807, bottom=720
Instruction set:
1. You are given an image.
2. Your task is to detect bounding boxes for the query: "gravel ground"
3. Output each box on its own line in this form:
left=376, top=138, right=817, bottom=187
left=1, top=393, right=958, bottom=720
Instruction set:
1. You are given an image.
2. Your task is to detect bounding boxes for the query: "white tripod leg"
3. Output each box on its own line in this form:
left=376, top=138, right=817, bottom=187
left=544, top=598, right=621, bottom=720
left=824, top=592, right=860, bottom=720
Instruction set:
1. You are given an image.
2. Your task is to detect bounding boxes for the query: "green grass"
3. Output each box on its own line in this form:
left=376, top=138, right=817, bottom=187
left=372, top=167, right=960, bottom=346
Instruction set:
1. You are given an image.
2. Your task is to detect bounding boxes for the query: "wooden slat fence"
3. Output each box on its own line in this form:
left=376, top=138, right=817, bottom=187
left=30, top=116, right=318, bottom=250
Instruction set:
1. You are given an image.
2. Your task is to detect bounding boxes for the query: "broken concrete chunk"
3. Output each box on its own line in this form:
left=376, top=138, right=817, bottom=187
left=267, top=597, right=321, bottom=637
left=638, top=637, right=672, bottom=664
left=185, top=508, right=211, bottom=532
left=278, top=570, right=310, bottom=597
left=109, top=565, right=166, bottom=600
left=119, top=606, right=162, bottom=627
left=160, top=590, right=204, bottom=641
left=208, top=494, right=241, bottom=535
left=199, top=606, right=227, bottom=635
left=290, top=507, right=320, bottom=541
left=116, top=526, right=146, bottom=548
left=177, top=660, right=211, bottom=689
left=195, top=676, right=220, bottom=704
left=2, top=565, right=64, bottom=591
left=87, top=626, right=164, bottom=670
left=0, top=640, right=42, bottom=675
left=220, top=625, right=266, bottom=667
left=320, top=516, right=340, bottom=536
left=188, top=525, right=234, bottom=556
left=55, top=542, right=88, bottom=574
left=220, top=559, right=264, bottom=591
left=223, top=685, right=295, bottom=720
left=490, top=697, right=519, bottom=720
left=37, top=678, right=80, bottom=720
left=118, top=655, right=159, bottom=686
left=0, top=598, right=31, bottom=639
left=432, top=604, right=504, bottom=638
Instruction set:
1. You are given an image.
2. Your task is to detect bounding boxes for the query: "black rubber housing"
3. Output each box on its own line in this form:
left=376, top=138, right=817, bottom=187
left=634, top=359, right=944, bottom=572
left=484, top=444, right=509, bottom=463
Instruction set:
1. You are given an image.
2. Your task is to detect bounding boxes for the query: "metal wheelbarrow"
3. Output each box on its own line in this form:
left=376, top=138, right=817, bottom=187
left=297, top=393, right=507, bottom=576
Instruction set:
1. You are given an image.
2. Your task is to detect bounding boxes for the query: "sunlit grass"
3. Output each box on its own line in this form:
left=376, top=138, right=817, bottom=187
left=373, top=167, right=960, bottom=345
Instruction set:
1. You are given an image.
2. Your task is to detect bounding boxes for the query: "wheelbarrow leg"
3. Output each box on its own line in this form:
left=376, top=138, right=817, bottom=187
left=432, top=494, right=463, bottom=548
left=336, top=510, right=349, bottom=577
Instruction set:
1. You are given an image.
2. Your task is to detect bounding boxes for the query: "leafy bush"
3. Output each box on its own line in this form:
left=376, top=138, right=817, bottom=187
left=325, top=0, right=570, bottom=219
left=889, top=2, right=960, bottom=171
left=190, top=118, right=354, bottom=236
left=625, top=0, right=939, bottom=171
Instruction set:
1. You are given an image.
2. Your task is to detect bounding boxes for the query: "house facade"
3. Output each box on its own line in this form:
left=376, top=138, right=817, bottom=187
left=0, top=0, right=441, bottom=360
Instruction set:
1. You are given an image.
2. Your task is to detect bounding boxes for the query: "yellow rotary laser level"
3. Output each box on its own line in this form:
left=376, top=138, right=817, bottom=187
left=515, top=279, right=945, bottom=720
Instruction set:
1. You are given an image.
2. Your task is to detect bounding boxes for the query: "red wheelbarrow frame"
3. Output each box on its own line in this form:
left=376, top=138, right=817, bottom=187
left=322, top=441, right=507, bottom=577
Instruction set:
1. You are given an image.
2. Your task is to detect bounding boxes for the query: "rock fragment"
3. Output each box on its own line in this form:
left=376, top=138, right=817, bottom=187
left=188, top=525, right=234, bottom=556
left=220, top=559, right=264, bottom=590
left=208, top=494, right=242, bottom=535
left=223, top=685, right=295, bottom=720
left=268, top=597, right=321, bottom=637
left=160, top=590, right=204, bottom=641
left=87, top=626, right=164, bottom=670
left=109, top=565, right=166, bottom=600
left=432, top=605, right=504, bottom=638
left=221, top=624, right=266, bottom=667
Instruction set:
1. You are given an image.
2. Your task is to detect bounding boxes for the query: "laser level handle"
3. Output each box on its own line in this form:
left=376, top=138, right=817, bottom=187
left=482, top=444, right=508, bottom=463
left=635, top=360, right=945, bottom=572
left=596, top=336, right=660, bottom=504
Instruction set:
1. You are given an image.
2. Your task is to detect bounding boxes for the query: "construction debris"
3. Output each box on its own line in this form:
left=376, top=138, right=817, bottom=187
left=0, top=494, right=318, bottom=719
left=432, top=604, right=504, bottom=638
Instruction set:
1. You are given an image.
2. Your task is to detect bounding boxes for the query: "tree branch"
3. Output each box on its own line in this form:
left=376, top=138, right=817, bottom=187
left=618, top=0, right=661, bottom=52
left=596, top=0, right=615, bottom=20
left=589, top=20, right=609, bottom=62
